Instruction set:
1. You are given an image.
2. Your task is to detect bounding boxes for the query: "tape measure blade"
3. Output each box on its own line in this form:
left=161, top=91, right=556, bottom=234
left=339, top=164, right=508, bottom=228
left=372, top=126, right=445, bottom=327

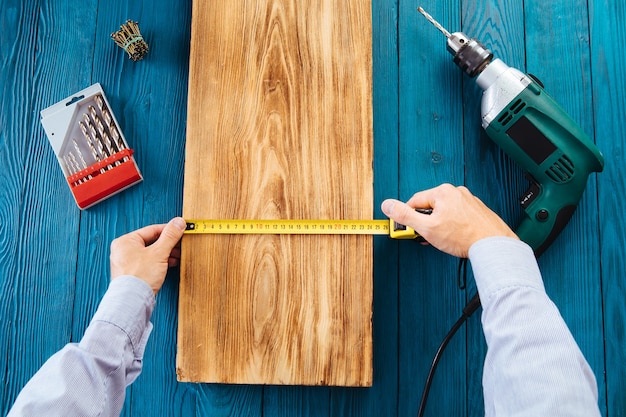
left=184, top=219, right=390, bottom=236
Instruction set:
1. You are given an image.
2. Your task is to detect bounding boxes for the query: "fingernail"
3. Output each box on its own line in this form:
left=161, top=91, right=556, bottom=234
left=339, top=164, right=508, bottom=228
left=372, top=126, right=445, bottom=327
left=381, top=200, right=395, bottom=216
left=172, top=217, right=187, bottom=231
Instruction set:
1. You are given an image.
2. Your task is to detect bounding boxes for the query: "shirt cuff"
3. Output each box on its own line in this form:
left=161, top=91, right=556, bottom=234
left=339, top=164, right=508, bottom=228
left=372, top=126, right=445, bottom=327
left=88, top=275, right=156, bottom=356
left=468, top=237, right=545, bottom=306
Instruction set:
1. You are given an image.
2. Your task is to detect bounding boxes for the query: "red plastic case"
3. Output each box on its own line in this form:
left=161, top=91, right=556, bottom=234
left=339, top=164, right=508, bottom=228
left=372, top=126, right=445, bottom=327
left=40, top=83, right=142, bottom=209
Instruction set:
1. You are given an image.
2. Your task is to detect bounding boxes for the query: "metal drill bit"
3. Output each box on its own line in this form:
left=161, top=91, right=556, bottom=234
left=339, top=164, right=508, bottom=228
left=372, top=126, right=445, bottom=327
left=417, top=6, right=493, bottom=77
left=93, top=115, right=111, bottom=149
left=67, top=152, right=84, bottom=184
left=109, top=125, right=123, bottom=149
left=68, top=153, right=82, bottom=183
left=101, top=107, right=113, bottom=127
left=82, top=113, right=104, bottom=160
left=81, top=117, right=103, bottom=160
left=80, top=119, right=107, bottom=174
left=88, top=105, right=98, bottom=121
left=93, top=114, right=117, bottom=154
left=72, top=139, right=88, bottom=169
left=97, top=106, right=129, bottom=163
left=95, top=94, right=106, bottom=112
left=101, top=108, right=126, bottom=153
left=88, top=106, right=116, bottom=161
left=72, top=139, right=93, bottom=179
left=101, top=130, right=122, bottom=166
left=88, top=122, right=114, bottom=171
left=93, top=114, right=105, bottom=137
left=102, top=130, right=120, bottom=154
left=79, top=119, right=91, bottom=142
left=74, top=158, right=90, bottom=184
left=109, top=124, right=128, bottom=162
left=80, top=121, right=101, bottom=161
left=63, top=155, right=77, bottom=175
left=89, top=108, right=118, bottom=158
left=417, top=7, right=451, bottom=38
left=88, top=121, right=110, bottom=158
left=82, top=113, right=92, bottom=129
left=94, top=94, right=119, bottom=162
left=111, top=126, right=129, bottom=163
left=87, top=105, right=106, bottom=159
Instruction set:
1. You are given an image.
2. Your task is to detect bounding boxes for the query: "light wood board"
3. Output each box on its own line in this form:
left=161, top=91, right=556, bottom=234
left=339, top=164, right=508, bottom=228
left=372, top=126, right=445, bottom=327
left=177, top=0, right=373, bottom=386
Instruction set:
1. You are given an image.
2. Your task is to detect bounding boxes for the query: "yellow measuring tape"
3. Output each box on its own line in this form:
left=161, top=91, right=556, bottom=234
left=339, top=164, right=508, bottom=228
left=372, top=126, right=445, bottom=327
left=184, top=219, right=420, bottom=240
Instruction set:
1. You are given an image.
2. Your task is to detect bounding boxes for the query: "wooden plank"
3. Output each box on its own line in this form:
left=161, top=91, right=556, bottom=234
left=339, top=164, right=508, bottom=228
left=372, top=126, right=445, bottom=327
left=178, top=0, right=374, bottom=386
left=591, top=0, right=626, bottom=415
left=329, top=0, right=400, bottom=413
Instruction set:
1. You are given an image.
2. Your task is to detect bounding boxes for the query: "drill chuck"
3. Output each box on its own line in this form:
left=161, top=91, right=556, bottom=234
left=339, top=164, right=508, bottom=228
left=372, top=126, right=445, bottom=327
left=447, top=33, right=493, bottom=77
left=416, top=7, right=493, bottom=77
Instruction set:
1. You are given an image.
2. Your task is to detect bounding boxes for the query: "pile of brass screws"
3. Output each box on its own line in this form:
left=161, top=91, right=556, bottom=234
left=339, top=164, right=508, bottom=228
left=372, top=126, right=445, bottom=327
left=111, top=20, right=148, bottom=61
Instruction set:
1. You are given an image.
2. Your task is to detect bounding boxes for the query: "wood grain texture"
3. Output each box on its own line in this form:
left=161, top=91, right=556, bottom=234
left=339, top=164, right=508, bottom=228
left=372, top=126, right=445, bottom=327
left=328, top=0, right=400, bottom=413
left=397, top=1, right=467, bottom=416
left=1, top=0, right=623, bottom=415
left=81, top=2, right=196, bottom=415
left=0, top=1, right=88, bottom=411
left=178, top=0, right=374, bottom=386
left=461, top=1, right=526, bottom=415
left=523, top=1, right=606, bottom=415
left=591, top=1, right=626, bottom=415
left=0, top=0, right=196, bottom=415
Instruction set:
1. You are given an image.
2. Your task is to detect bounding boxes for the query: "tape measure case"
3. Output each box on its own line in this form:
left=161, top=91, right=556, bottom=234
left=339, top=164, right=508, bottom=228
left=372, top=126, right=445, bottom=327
left=40, top=83, right=142, bottom=209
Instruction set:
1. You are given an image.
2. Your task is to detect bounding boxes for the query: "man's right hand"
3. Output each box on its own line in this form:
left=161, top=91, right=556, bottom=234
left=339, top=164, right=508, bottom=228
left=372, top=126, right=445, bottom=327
left=381, top=184, right=518, bottom=258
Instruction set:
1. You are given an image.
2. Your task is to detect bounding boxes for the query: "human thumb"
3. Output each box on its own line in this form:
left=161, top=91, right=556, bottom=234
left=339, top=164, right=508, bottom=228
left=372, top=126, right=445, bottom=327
left=382, top=199, right=413, bottom=224
left=154, top=217, right=186, bottom=253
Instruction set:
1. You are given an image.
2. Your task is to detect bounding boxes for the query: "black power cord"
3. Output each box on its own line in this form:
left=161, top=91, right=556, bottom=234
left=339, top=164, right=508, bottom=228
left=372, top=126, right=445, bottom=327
left=416, top=260, right=482, bottom=417
left=415, top=234, right=546, bottom=416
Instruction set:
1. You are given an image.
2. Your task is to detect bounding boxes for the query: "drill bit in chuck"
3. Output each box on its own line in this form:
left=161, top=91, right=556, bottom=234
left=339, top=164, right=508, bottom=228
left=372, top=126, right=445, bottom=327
left=417, top=7, right=451, bottom=38
left=418, top=7, right=493, bottom=77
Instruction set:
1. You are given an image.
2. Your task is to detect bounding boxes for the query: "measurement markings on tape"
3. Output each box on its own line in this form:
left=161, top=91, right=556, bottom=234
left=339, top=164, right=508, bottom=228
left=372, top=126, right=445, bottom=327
left=184, top=219, right=422, bottom=240
left=185, top=220, right=390, bottom=235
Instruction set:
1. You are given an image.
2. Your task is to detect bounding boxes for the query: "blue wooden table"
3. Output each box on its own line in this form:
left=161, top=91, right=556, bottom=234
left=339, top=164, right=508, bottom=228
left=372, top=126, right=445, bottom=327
left=1, top=0, right=623, bottom=416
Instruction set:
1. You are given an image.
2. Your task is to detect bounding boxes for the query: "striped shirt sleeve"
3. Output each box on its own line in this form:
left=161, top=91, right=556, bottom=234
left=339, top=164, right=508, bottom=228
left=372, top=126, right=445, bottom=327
left=7, top=275, right=155, bottom=417
left=469, top=237, right=600, bottom=417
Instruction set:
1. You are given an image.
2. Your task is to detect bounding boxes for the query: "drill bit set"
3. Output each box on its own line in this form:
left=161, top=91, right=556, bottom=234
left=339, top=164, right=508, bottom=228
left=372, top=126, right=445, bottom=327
left=40, top=83, right=142, bottom=209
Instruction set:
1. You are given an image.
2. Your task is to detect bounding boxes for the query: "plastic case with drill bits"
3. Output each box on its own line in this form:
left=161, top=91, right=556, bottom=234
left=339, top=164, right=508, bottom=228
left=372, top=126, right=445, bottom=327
left=40, top=83, right=143, bottom=209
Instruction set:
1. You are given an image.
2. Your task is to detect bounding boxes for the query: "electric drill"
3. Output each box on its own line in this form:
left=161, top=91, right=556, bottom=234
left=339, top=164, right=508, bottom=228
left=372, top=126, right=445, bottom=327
left=418, top=8, right=604, bottom=256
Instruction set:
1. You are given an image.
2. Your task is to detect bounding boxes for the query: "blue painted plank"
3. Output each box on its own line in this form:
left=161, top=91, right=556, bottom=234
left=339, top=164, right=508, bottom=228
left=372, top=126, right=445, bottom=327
left=461, top=1, right=608, bottom=416
left=398, top=1, right=467, bottom=416
left=195, top=384, right=262, bottom=417
left=460, top=1, right=526, bottom=415
left=264, top=386, right=330, bottom=416
left=0, top=2, right=41, bottom=408
left=0, top=0, right=91, bottom=413
left=69, top=0, right=197, bottom=415
left=523, top=2, right=606, bottom=416
left=591, top=0, right=626, bottom=415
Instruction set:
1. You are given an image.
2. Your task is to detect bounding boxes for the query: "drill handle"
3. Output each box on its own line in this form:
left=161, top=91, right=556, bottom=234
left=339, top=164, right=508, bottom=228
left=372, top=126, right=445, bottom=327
left=516, top=202, right=577, bottom=258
